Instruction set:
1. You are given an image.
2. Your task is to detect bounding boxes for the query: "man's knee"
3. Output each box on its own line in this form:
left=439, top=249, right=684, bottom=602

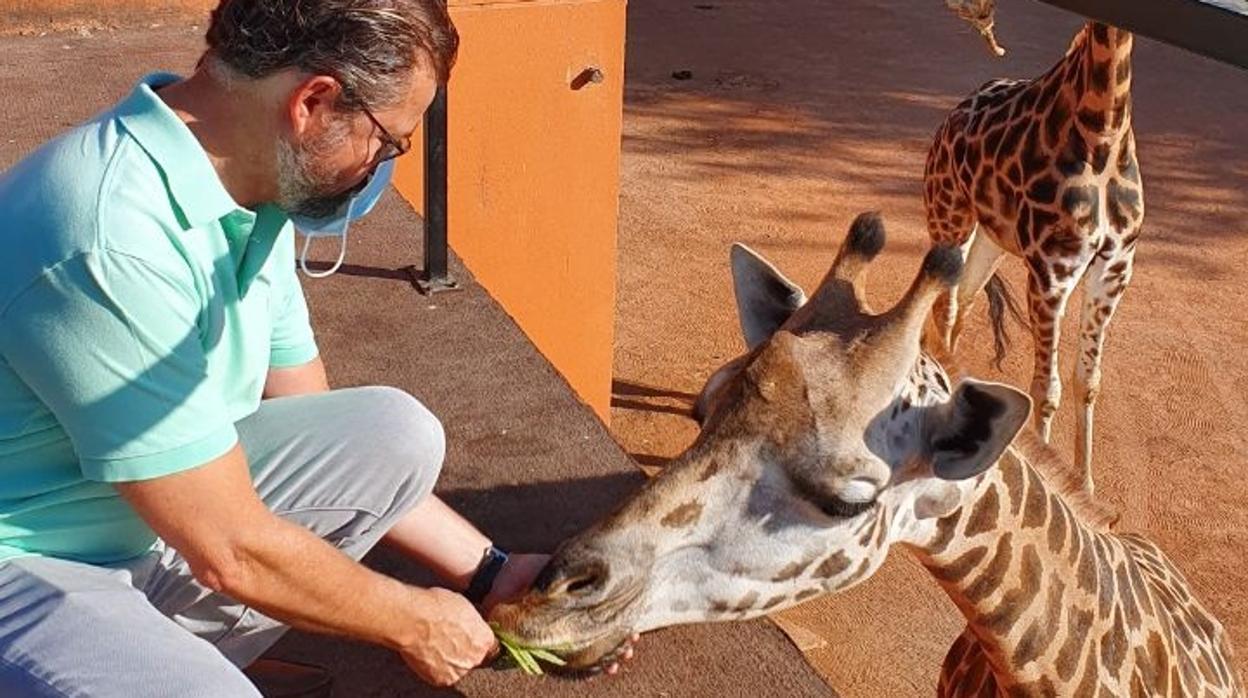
left=351, top=386, right=445, bottom=505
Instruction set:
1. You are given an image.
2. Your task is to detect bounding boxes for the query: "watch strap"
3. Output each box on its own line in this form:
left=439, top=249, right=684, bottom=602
left=465, top=545, right=509, bottom=605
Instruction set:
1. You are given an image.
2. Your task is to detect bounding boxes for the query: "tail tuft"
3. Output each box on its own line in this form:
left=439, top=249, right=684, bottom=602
left=984, top=273, right=1027, bottom=370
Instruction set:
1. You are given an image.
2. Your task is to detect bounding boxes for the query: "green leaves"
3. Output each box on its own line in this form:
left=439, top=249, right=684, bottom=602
left=491, top=623, right=568, bottom=676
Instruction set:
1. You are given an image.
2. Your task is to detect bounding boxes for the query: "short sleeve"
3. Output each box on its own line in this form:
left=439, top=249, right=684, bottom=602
left=268, top=228, right=319, bottom=368
left=0, top=250, right=237, bottom=482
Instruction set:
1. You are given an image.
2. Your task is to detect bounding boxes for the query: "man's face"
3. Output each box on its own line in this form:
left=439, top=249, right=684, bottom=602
left=277, top=60, right=438, bottom=218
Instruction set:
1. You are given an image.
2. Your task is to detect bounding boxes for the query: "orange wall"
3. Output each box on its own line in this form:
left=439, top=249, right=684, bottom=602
left=393, top=0, right=626, bottom=422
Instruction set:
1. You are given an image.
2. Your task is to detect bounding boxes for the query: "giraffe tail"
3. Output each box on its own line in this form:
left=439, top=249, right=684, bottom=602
left=985, top=273, right=1027, bottom=370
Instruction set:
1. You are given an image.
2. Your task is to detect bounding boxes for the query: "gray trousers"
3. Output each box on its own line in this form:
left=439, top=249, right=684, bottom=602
left=0, top=386, right=445, bottom=697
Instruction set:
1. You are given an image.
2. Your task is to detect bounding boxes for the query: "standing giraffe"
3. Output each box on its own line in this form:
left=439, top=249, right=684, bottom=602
left=492, top=215, right=1241, bottom=696
left=923, top=21, right=1143, bottom=495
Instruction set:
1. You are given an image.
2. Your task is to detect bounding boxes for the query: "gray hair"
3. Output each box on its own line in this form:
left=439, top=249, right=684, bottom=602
left=203, top=0, right=458, bottom=110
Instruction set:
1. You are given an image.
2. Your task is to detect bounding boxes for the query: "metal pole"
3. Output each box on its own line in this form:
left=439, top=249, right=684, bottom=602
left=414, top=83, right=459, bottom=294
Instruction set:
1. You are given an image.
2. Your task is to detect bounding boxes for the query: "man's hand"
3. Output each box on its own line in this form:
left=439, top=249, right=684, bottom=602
left=115, top=444, right=496, bottom=687
left=399, top=588, right=499, bottom=687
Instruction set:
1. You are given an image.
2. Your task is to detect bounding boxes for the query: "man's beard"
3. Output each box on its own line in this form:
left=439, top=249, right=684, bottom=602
left=275, top=120, right=360, bottom=219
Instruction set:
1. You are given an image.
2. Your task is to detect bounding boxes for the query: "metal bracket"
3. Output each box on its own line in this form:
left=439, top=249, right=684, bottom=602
left=409, top=266, right=461, bottom=294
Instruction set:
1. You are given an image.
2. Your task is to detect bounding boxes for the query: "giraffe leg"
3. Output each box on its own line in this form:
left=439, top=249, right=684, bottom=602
left=1073, top=243, right=1136, bottom=496
left=922, top=150, right=975, bottom=354
left=929, top=288, right=952, bottom=350
left=929, top=283, right=960, bottom=355
left=1025, top=266, right=1081, bottom=444
left=948, top=226, right=1007, bottom=354
left=927, top=228, right=982, bottom=355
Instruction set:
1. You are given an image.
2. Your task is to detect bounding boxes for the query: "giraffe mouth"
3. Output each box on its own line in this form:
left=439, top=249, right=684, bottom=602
left=490, top=582, right=645, bottom=670
left=558, top=630, right=637, bottom=671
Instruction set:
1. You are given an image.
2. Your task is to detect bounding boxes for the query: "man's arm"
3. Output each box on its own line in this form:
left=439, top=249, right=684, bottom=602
left=115, top=444, right=497, bottom=686
left=264, top=357, right=330, bottom=398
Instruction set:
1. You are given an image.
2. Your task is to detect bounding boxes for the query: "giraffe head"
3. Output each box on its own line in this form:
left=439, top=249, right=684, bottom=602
left=491, top=214, right=1031, bottom=669
left=945, top=0, right=1007, bottom=56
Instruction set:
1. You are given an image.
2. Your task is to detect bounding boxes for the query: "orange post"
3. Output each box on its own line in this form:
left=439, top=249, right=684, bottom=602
left=393, top=0, right=626, bottom=423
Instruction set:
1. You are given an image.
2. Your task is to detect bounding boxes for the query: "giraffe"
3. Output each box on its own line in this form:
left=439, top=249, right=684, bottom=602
left=490, top=214, right=1242, bottom=696
left=922, top=20, right=1143, bottom=496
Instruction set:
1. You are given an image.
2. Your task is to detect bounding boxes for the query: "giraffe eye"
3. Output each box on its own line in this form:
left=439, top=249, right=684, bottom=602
left=819, top=497, right=876, bottom=519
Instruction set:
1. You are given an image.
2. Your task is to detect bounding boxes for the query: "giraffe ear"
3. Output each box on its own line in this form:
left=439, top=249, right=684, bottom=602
left=731, top=243, right=806, bottom=350
left=926, top=379, right=1031, bottom=480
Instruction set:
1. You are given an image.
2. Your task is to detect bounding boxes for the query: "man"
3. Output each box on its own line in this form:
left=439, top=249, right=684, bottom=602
left=0, top=1, right=633, bottom=694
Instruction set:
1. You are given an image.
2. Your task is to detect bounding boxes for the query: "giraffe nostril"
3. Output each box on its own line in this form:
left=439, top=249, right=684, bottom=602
left=533, top=556, right=610, bottom=598
left=566, top=572, right=604, bottom=595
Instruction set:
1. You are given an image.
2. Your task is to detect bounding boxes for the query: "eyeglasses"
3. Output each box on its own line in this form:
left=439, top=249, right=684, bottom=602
left=360, top=104, right=412, bottom=163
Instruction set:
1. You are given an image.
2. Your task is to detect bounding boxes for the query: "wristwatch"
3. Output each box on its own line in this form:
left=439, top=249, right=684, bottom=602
left=465, top=545, right=509, bottom=605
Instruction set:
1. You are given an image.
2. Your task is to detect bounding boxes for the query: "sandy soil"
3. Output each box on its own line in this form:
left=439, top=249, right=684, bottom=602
left=0, top=1, right=211, bottom=37
left=610, top=1, right=1248, bottom=695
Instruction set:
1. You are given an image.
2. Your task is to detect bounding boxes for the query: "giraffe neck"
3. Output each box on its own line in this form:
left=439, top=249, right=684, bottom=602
left=909, top=450, right=1128, bottom=692
left=1070, top=21, right=1135, bottom=138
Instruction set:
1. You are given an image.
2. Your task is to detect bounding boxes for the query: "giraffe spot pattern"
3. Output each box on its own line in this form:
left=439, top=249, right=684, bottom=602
left=771, top=555, right=817, bottom=583
left=1090, top=58, right=1113, bottom=94
left=1091, top=141, right=1112, bottom=174
left=981, top=544, right=1044, bottom=635
left=660, top=500, right=704, bottom=529
left=964, top=536, right=1013, bottom=604
left=733, top=591, right=760, bottom=613
left=1078, top=106, right=1108, bottom=133
left=1021, top=466, right=1049, bottom=528
left=1100, top=606, right=1128, bottom=674
left=794, top=588, right=820, bottom=603
left=761, top=594, right=787, bottom=611
left=1056, top=606, right=1096, bottom=680
left=1027, top=175, right=1060, bottom=205
left=964, top=484, right=1000, bottom=537
left=842, top=557, right=872, bottom=587
left=928, top=507, right=963, bottom=555
left=1057, top=128, right=1090, bottom=176
left=814, top=551, right=852, bottom=579
left=1106, top=178, right=1142, bottom=231
left=1045, top=97, right=1071, bottom=149
left=1076, top=531, right=1098, bottom=593
left=1047, top=494, right=1069, bottom=554
left=1118, top=561, right=1143, bottom=631
left=999, top=462, right=1025, bottom=517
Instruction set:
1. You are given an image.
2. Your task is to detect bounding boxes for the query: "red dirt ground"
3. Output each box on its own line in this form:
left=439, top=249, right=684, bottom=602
left=611, top=1, right=1248, bottom=695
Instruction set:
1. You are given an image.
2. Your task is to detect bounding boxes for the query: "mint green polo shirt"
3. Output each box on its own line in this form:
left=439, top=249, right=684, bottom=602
left=0, top=73, right=320, bottom=563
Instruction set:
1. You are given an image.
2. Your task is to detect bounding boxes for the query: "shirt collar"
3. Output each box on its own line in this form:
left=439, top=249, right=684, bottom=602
left=114, top=72, right=242, bottom=229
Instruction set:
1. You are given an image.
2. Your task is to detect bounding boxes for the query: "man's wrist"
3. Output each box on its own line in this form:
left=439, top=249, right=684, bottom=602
left=464, top=545, right=509, bottom=605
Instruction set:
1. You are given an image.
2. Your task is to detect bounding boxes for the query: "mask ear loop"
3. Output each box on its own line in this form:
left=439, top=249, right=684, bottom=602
left=298, top=197, right=356, bottom=279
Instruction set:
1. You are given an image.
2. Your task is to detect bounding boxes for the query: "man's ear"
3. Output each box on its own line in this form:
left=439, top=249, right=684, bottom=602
left=287, top=74, right=343, bottom=140
left=730, top=243, right=806, bottom=350
left=926, top=379, right=1031, bottom=480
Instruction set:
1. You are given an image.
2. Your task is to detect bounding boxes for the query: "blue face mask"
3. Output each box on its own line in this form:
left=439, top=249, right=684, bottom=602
left=290, top=158, right=395, bottom=278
